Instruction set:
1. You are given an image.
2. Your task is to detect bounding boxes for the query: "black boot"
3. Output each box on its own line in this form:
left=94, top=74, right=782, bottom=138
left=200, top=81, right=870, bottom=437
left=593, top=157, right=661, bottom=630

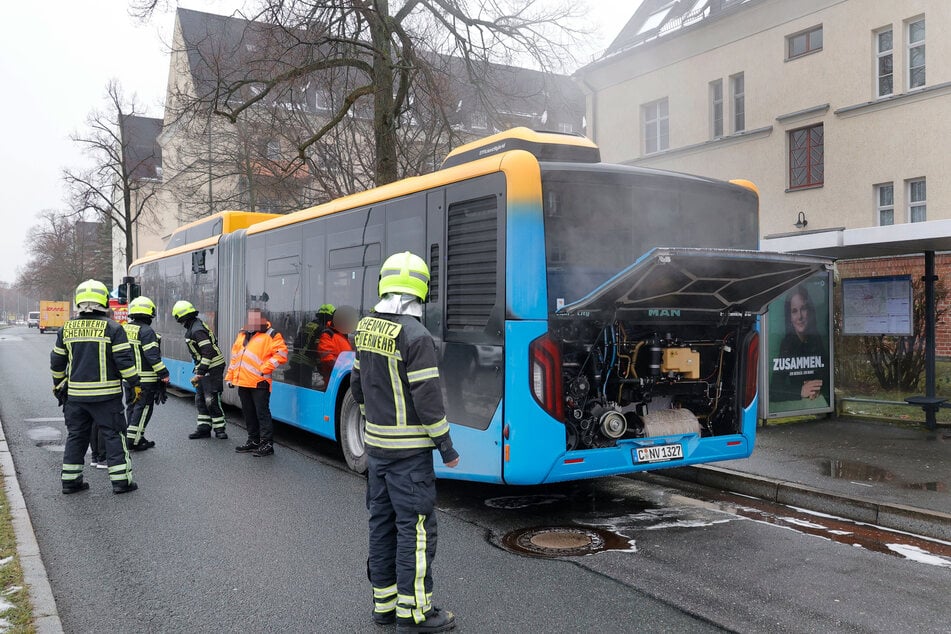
left=130, top=438, right=156, bottom=451
left=62, top=480, right=89, bottom=495
left=214, top=428, right=228, bottom=440
left=252, top=442, right=274, bottom=457
left=188, top=426, right=211, bottom=439
left=396, top=607, right=456, bottom=633
left=112, top=481, right=139, bottom=495
left=235, top=440, right=260, bottom=453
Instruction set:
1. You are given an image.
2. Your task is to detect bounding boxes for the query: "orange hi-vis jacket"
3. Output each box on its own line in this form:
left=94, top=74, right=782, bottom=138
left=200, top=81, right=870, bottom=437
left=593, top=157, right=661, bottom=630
left=225, top=323, right=288, bottom=390
left=317, top=328, right=353, bottom=381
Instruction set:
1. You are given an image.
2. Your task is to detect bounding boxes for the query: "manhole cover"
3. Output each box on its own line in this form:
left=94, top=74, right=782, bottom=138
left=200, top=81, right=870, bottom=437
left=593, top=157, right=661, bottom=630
left=501, top=526, right=622, bottom=558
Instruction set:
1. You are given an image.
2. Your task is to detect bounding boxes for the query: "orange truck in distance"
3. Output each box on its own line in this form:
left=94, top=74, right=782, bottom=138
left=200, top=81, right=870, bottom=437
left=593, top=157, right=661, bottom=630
left=38, top=301, right=70, bottom=334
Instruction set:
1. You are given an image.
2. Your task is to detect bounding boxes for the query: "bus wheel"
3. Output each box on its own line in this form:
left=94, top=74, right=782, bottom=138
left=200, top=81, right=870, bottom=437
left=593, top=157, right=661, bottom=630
left=339, top=390, right=367, bottom=474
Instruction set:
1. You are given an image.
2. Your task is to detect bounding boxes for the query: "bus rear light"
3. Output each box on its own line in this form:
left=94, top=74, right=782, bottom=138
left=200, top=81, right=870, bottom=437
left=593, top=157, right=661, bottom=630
left=742, top=332, right=759, bottom=408
left=529, top=334, right=564, bottom=421
left=564, top=457, right=584, bottom=464
left=727, top=440, right=742, bottom=446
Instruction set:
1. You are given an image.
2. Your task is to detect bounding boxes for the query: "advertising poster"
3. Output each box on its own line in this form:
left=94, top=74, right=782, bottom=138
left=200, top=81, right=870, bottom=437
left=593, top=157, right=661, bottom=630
left=764, top=271, right=834, bottom=417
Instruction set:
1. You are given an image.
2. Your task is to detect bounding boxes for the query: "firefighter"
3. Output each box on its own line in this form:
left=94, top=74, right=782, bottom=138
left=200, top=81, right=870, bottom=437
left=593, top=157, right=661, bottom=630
left=351, top=251, right=459, bottom=633
left=171, top=300, right=228, bottom=439
left=51, top=279, right=140, bottom=495
left=316, top=305, right=357, bottom=385
left=226, top=308, right=288, bottom=457
left=123, top=296, right=170, bottom=451
left=287, top=303, right=335, bottom=389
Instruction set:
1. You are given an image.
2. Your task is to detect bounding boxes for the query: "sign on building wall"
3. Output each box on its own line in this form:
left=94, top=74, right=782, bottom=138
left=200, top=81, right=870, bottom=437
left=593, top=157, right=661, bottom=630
left=841, top=275, right=913, bottom=336
left=762, top=271, right=834, bottom=418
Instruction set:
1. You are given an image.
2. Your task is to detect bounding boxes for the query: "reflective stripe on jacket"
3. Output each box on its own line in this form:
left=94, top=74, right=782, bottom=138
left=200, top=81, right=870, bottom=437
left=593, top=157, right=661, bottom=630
left=51, top=315, right=140, bottom=401
left=184, top=317, right=224, bottom=373
left=225, top=323, right=288, bottom=389
left=123, top=320, right=169, bottom=383
left=350, top=313, right=457, bottom=462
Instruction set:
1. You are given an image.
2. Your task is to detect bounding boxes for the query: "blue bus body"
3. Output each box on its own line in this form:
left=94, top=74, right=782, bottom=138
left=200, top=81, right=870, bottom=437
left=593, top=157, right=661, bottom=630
left=130, top=129, right=829, bottom=484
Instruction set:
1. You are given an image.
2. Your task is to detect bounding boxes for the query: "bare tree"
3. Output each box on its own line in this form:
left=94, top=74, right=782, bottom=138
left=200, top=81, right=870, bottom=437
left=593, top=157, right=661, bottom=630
left=15, top=211, right=111, bottom=300
left=63, top=81, right=160, bottom=271
left=155, top=0, right=585, bottom=193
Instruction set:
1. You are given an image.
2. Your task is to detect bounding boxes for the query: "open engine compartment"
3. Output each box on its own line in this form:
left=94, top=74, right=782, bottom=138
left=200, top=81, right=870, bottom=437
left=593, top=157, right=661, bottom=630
left=549, top=316, right=757, bottom=451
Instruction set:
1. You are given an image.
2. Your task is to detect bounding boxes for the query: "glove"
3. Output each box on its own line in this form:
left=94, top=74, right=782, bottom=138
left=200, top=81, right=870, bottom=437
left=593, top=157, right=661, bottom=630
left=155, top=380, right=168, bottom=405
left=52, top=380, right=68, bottom=408
left=227, top=382, right=234, bottom=389
left=190, top=374, right=202, bottom=387
left=131, top=386, right=143, bottom=404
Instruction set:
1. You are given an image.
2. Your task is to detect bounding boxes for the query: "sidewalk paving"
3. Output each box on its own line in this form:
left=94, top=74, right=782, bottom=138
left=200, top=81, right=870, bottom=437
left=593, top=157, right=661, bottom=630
left=661, top=417, right=951, bottom=541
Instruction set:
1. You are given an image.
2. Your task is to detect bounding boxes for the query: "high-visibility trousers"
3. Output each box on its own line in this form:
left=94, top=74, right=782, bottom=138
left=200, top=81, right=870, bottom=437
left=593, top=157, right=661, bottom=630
left=61, top=398, right=132, bottom=486
left=194, top=366, right=226, bottom=430
left=124, top=382, right=157, bottom=444
left=366, top=450, right=438, bottom=624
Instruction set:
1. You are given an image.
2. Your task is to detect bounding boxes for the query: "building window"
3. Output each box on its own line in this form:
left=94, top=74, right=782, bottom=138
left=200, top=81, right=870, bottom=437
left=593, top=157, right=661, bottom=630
left=788, top=124, right=823, bottom=189
left=710, top=79, right=723, bottom=138
left=470, top=111, right=487, bottom=130
left=787, top=25, right=823, bottom=59
left=266, top=139, right=281, bottom=161
left=876, top=183, right=894, bottom=225
left=642, top=98, right=669, bottom=154
left=907, top=18, right=925, bottom=89
left=909, top=178, right=926, bottom=222
left=731, top=73, right=744, bottom=133
left=875, top=27, right=893, bottom=97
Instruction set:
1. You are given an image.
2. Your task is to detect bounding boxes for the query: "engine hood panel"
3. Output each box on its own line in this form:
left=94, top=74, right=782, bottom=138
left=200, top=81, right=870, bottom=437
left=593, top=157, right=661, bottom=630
left=559, top=247, right=832, bottom=316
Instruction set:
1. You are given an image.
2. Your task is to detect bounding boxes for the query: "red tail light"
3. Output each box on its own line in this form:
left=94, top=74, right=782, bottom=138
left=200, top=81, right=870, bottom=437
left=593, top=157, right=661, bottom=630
left=530, top=334, right=564, bottom=420
left=742, top=332, right=759, bottom=408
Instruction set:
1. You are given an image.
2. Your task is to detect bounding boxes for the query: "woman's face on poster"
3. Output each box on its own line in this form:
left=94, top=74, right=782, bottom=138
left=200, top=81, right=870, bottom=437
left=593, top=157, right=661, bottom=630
left=790, top=293, right=810, bottom=337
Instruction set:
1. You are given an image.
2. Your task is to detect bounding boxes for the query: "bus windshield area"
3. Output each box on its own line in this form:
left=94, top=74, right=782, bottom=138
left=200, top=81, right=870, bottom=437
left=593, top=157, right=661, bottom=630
left=541, top=167, right=759, bottom=312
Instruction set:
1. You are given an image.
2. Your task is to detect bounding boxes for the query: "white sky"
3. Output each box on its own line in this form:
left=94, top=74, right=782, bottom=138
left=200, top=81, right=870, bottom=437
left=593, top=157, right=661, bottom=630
left=0, top=0, right=642, bottom=285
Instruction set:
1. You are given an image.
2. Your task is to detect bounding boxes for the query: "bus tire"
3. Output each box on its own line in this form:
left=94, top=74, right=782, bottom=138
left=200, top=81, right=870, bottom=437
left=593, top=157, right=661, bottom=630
left=339, top=390, right=367, bottom=474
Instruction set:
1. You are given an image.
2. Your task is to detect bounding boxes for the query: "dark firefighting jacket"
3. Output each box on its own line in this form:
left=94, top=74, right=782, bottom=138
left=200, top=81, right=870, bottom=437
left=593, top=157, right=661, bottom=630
left=182, top=316, right=225, bottom=374
left=123, top=318, right=170, bottom=384
left=51, top=314, right=140, bottom=401
left=351, top=313, right=458, bottom=462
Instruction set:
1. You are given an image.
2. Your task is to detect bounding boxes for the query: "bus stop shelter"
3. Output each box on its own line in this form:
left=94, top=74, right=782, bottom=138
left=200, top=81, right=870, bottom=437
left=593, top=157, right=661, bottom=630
left=763, top=219, right=951, bottom=430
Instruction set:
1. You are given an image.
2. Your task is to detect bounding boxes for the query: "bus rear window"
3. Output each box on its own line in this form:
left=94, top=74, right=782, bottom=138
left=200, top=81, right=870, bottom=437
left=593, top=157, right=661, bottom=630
left=541, top=168, right=758, bottom=311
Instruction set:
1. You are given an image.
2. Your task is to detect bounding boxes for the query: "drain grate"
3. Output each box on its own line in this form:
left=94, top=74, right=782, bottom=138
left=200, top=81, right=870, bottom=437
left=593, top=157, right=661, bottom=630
left=500, top=526, right=623, bottom=558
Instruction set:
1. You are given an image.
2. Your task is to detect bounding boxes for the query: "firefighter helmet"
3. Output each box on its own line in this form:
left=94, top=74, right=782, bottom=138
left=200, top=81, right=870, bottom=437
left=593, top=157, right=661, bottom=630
left=172, top=300, right=198, bottom=322
left=378, top=251, right=430, bottom=301
left=129, top=296, right=157, bottom=318
left=74, top=279, right=109, bottom=309
left=317, top=303, right=336, bottom=316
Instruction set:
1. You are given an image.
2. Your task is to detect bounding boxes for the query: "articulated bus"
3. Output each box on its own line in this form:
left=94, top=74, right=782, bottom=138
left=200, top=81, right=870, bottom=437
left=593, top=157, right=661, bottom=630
left=129, top=128, right=829, bottom=484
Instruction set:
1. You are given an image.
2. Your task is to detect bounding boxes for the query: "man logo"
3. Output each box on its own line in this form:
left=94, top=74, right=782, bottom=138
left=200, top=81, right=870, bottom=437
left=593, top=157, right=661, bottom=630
left=648, top=309, right=681, bottom=317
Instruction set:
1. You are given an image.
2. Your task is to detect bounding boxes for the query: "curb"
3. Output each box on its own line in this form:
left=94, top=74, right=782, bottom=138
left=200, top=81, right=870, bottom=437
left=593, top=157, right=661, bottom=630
left=658, top=465, right=951, bottom=542
left=0, top=416, right=64, bottom=633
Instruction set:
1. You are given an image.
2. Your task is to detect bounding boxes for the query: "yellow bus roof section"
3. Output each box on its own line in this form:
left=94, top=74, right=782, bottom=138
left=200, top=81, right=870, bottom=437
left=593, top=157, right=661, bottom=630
left=441, top=127, right=600, bottom=169
left=246, top=152, right=517, bottom=236
left=131, top=235, right=222, bottom=267
left=169, top=210, right=281, bottom=235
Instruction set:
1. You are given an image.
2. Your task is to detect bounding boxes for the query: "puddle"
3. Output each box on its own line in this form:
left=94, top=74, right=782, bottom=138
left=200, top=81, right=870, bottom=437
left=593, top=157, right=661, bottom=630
left=485, top=494, right=568, bottom=510
left=820, top=459, right=895, bottom=482
left=500, top=525, right=635, bottom=558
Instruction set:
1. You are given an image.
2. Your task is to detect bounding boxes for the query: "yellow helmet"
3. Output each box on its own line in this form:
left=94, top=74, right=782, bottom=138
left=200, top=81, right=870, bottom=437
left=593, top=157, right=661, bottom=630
left=74, top=279, right=109, bottom=309
left=172, top=300, right=198, bottom=322
left=317, top=303, right=336, bottom=316
left=129, top=296, right=157, bottom=317
left=378, top=251, right=430, bottom=301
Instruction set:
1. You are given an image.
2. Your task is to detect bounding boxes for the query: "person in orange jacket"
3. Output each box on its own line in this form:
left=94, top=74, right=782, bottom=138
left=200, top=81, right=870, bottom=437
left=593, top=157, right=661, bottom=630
left=316, top=305, right=357, bottom=385
left=225, top=308, right=288, bottom=457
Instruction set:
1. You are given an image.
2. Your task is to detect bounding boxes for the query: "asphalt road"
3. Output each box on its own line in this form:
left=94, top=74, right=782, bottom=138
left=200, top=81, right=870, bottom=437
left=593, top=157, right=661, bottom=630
left=1, top=325, right=949, bottom=633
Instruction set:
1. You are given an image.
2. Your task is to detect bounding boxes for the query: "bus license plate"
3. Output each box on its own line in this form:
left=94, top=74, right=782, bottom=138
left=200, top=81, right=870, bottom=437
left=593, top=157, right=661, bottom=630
left=635, top=444, right=683, bottom=463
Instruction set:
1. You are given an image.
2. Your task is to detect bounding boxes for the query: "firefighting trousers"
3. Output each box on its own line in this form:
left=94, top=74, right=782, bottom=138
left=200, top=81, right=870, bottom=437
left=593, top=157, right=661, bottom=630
left=61, top=399, right=132, bottom=486
left=124, top=382, right=157, bottom=444
left=194, top=367, right=225, bottom=430
left=237, top=385, right=273, bottom=443
left=366, top=451, right=438, bottom=623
